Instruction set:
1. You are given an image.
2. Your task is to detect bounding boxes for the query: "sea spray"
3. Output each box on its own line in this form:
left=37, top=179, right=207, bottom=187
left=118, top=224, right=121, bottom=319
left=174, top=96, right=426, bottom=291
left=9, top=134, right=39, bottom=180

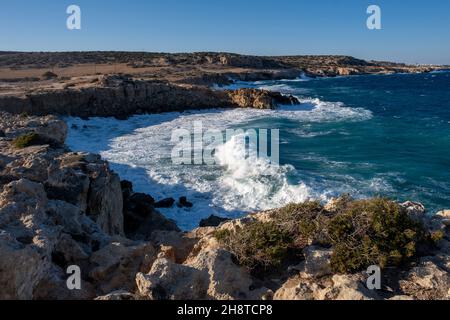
left=65, top=87, right=375, bottom=229
left=215, top=133, right=310, bottom=210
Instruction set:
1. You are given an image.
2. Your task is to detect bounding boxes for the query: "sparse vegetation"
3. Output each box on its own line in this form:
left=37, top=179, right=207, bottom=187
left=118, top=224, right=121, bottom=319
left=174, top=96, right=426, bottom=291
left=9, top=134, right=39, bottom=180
left=214, top=197, right=432, bottom=274
left=327, top=198, right=426, bottom=273
left=12, top=132, right=43, bottom=148
left=215, top=222, right=292, bottom=271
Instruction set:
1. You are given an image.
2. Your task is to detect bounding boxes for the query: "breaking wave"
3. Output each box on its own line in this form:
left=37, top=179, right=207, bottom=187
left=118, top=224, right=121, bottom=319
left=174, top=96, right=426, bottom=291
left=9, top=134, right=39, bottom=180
left=66, top=89, right=373, bottom=229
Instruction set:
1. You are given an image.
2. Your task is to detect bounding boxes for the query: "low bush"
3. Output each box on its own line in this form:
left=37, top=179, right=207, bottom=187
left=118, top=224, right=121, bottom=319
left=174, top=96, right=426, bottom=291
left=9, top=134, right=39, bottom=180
left=214, top=221, right=292, bottom=271
left=12, top=132, right=43, bottom=148
left=327, top=198, right=426, bottom=273
left=214, top=197, right=432, bottom=274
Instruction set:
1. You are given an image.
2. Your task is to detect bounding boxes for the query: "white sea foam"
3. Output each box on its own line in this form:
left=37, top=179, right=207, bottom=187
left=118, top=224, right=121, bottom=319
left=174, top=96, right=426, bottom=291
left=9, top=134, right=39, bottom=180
left=215, top=134, right=311, bottom=211
left=66, top=96, right=373, bottom=230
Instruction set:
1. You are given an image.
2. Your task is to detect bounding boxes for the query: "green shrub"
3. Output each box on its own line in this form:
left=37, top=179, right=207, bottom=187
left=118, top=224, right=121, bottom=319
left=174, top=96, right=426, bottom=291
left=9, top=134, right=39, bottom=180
left=214, top=221, right=293, bottom=271
left=276, top=201, right=329, bottom=246
left=327, top=198, right=426, bottom=273
left=12, top=132, right=43, bottom=149
left=430, top=230, right=445, bottom=244
left=214, top=197, right=430, bottom=275
left=213, top=229, right=231, bottom=242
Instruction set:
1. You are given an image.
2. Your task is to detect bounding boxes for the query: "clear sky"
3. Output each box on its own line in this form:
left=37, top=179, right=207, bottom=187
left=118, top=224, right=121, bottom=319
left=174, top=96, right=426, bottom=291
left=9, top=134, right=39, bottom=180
left=1, top=0, right=449, bottom=64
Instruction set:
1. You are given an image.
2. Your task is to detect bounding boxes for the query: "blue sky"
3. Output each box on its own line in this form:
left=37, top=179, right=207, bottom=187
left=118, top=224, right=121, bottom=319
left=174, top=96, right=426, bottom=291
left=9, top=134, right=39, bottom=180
left=0, top=0, right=449, bottom=64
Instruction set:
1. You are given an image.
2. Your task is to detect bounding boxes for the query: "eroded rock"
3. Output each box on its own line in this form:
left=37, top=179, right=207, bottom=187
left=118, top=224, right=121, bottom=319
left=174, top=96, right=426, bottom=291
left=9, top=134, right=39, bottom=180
left=303, top=246, right=333, bottom=278
left=399, top=258, right=450, bottom=300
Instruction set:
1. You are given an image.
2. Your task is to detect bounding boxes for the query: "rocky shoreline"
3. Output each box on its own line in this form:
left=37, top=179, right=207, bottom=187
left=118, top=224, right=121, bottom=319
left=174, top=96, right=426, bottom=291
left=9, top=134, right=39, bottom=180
left=0, top=75, right=300, bottom=119
left=0, top=52, right=449, bottom=300
left=0, top=52, right=447, bottom=118
left=0, top=112, right=449, bottom=300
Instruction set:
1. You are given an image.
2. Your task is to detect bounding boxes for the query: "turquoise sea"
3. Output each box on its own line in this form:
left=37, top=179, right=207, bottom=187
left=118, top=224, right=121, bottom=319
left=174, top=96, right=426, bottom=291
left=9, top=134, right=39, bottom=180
left=251, top=71, right=450, bottom=214
left=67, top=71, right=450, bottom=229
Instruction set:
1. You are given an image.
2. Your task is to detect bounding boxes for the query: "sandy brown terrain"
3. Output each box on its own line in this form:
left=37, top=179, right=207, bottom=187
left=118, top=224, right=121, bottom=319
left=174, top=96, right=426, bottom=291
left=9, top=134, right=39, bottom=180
left=0, top=51, right=447, bottom=94
left=0, top=51, right=447, bottom=118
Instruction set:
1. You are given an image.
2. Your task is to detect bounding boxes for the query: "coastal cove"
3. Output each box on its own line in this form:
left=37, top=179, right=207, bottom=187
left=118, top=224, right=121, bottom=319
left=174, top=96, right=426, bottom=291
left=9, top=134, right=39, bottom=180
left=66, top=71, right=450, bottom=230
left=1, top=52, right=449, bottom=301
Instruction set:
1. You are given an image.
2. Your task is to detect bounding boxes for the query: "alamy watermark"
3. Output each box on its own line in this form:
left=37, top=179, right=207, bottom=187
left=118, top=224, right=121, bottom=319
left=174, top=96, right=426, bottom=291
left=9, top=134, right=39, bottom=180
left=171, top=121, right=279, bottom=167
left=366, top=265, right=382, bottom=290
left=64, top=5, right=381, bottom=32
left=367, top=5, right=382, bottom=30
left=66, top=5, right=81, bottom=30
left=66, top=265, right=81, bottom=290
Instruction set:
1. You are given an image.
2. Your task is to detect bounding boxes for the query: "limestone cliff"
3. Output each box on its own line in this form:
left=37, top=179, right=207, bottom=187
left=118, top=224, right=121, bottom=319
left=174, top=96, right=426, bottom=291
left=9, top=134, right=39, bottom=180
left=0, top=75, right=299, bottom=118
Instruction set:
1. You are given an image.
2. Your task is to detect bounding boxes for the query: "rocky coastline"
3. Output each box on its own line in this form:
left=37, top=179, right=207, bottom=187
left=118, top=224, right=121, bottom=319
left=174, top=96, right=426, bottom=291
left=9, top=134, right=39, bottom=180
left=0, top=52, right=447, bottom=118
left=0, top=75, right=300, bottom=119
left=0, top=112, right=448, bottom=300
left=0, top=52, right=449, bottom=300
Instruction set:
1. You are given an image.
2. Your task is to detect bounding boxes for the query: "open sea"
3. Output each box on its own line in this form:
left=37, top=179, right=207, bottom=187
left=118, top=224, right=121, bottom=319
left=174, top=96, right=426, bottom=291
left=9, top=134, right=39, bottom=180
left=66, top=71, right=450, bottom=230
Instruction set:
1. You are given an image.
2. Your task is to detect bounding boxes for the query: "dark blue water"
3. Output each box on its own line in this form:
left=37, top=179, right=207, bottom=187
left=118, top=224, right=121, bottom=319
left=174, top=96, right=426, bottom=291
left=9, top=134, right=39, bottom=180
left=247, top=72, right=450, bottom=213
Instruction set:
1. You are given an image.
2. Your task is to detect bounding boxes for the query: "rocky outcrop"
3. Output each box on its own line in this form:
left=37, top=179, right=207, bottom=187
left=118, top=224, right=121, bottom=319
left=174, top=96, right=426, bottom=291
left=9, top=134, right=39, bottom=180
left=0, top=113, right=180, bottom=299
left=226, top=88, right=299, bottom=109
left=399, top=258, right=450, bottom=300
left=199, top=215, right=230, bottom=227
left=273, top=273, right=380, bottom=300
left=136, top=247, right=268, bottom=300
left=89, top=239, right=156, bottom=294
left=0, top=76, right=299, bottom=118
left=302, top=246, right=333, bottom=279
left=437, top=210, right=450, bottom=227
left=272, top=55, right=444, bottom=77
left=122, top=181, right=179, bottom=241
left=1, top=112, right=449, bottom=301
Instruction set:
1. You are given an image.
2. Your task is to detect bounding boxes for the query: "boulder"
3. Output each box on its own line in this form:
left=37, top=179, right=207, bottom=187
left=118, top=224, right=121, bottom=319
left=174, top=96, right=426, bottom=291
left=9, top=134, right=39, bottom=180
left=89, top=240, right=156, bottom=294
left=154, top=197, right=175, bottom=208
left=150, top=230, right=198, bottom=264
left=129, top=193, right=155, bottom=209
left=120, top=180, right=133, bottom=200
left=318, top=274, right=380, bottom=300
left=0, top=179, right=57, bottom=299
left=89, top=238, right=156, bottom=294
left=34, top=118, right=68, bottom=145
left=187, top=248, right=268, bottom=300
left=274, top=277, right=316, bottom=300
left=177, top=196, right=193, bottom=208
left=226, top=88, right=299, bottom=109
left=86, top=170, right=124, bottom=236
left=32, top=266, right=96, bottom=300
left=136, top=258, right=209, bottom=300
left=124, top=198, right=179, bottom=240
left=303, top=246, right=333, bottom=278
left=399, top=258, right=450, bottom=300
left=45, top=166, right=90, bottom=210
left=137, top=247, right=268, bottom=300
left=401, top=201, right=427, bottom=223
left=199, top=215, right=230, bottom=227
left=436, top=210, right=450, bottom=227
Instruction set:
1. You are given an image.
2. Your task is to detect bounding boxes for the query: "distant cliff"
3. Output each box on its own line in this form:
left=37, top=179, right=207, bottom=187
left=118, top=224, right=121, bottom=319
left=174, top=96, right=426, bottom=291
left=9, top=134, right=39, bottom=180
left=0, top=75, right=299, bottom=118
